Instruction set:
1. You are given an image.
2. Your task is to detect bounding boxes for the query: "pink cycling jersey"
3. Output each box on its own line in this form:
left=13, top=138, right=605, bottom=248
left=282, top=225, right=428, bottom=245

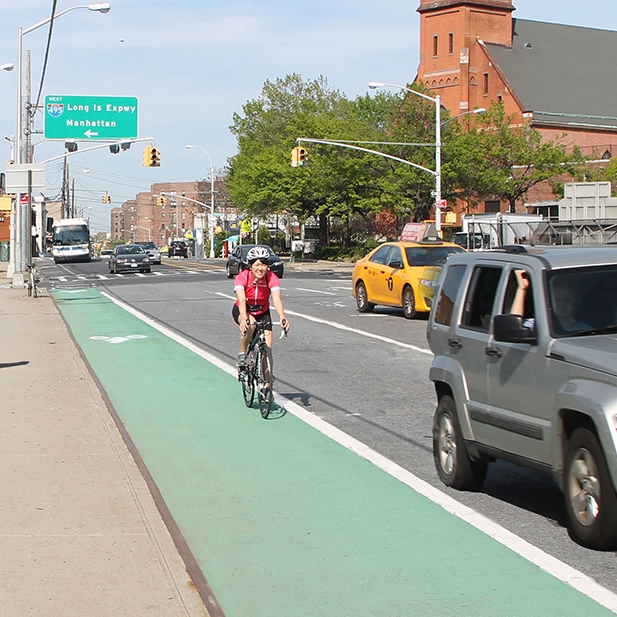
left=234, top=269, right=281, bottom=315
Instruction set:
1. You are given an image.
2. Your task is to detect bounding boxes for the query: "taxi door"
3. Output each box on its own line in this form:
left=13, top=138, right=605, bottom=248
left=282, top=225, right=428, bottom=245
left=384, top=245, right=407, bottom=307
left=361, top=244, right=396, bottom=304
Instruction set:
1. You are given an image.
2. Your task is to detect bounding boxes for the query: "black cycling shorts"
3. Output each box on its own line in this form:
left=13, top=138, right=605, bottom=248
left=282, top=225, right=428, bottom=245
left=232, top=304, right=273, bottom=331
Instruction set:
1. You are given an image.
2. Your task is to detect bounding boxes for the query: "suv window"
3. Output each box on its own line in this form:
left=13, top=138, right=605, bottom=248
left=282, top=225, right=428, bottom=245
left=503, top=269, right=535, bottom=322
left=461, top=266, right=502, bottom=331
left=434, top=265, right=466, bottom=326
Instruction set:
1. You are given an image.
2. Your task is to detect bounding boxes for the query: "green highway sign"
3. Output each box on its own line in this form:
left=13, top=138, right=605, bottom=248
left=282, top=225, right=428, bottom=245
left=44, top=95, right=139, bottom=141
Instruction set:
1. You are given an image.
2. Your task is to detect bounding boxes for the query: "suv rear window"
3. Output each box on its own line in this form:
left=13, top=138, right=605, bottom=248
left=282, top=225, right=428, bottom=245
left=434, top=265, right=466, bottom=326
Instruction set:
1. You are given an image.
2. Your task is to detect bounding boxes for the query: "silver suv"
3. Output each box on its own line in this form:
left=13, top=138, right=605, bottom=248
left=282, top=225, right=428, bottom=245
left=427, top=245, right=617, bottom=550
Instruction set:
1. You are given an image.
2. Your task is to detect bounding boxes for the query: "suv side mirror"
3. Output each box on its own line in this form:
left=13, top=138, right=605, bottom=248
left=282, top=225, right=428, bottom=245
left=493, top=314, right=537, bottom=345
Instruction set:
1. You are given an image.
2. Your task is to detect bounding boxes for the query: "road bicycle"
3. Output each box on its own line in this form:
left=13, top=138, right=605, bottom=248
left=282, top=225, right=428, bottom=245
left=238, top=321, right=285, bottom=419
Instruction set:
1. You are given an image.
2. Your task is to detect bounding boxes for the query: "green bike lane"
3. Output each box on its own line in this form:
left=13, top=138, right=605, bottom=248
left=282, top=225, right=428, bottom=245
left=53, top=287, right=616, bottom=617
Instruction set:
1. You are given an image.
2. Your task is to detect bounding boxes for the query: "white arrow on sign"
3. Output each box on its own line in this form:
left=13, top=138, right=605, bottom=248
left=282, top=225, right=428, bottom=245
left=84, top=130, right=99, bottom=138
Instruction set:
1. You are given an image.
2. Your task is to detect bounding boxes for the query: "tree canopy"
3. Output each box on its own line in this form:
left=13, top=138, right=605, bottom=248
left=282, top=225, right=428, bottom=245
left=226, top=74, right=581, bottom=245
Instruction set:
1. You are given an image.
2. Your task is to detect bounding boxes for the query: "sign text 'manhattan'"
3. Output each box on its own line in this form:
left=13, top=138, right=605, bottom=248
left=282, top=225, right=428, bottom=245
left=66, top=119, right=117, bottom=127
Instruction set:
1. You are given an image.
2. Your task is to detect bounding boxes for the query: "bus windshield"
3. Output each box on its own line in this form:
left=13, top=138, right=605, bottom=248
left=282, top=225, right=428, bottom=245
left=52, top=225, right=89, bottom=246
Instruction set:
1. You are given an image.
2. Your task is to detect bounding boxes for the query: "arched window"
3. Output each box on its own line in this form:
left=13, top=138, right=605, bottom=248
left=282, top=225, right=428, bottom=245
left=602, top=150, right=612, bottom=160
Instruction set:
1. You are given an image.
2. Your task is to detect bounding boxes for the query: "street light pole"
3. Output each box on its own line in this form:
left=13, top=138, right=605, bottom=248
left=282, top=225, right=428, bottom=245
left=368, top=82, right=443, bottom=233
left=186, top=144, right=215, bottom=259
left=10, top=3, right=111, bottom=284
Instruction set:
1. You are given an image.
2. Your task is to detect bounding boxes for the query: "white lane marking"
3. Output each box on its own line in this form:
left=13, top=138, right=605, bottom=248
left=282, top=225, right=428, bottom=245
left=296, top=287, right=337, bottom=296
left=213, top=291, right=431, bottom=354
left=330, top=286, right=353, bottom=291
left=96, top=275, right=110, bottom=280
left=58, top=277, right=68, bottom=282
left=152, top=271, right=165, bottom=276
left=135, top=273, right=147, bottom=278
left=99, top=289, right=617, bottom=613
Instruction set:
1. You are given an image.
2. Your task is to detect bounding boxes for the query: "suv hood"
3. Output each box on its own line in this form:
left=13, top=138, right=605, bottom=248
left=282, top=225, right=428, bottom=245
left=550, top=336, right=617, bottom=375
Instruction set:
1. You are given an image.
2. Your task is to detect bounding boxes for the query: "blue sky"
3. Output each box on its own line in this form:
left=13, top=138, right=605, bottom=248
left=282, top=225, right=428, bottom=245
left=1, top=0, right=616, bottom=232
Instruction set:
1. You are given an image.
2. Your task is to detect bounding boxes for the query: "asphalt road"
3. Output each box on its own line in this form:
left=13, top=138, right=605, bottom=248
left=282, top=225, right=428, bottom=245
left=40, top=256, right=617, bottom=600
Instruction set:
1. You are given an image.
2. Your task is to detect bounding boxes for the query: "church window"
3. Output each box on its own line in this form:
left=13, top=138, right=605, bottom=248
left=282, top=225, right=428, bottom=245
left=449, top=33, right=454, bottom=54
left=433, top=35, right=438, bottom=57
left=483, top=72, right=489, bottom=95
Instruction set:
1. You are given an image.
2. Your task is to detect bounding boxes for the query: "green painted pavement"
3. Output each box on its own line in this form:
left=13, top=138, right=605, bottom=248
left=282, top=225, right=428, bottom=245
left=53, top=288, right=614, bottom=617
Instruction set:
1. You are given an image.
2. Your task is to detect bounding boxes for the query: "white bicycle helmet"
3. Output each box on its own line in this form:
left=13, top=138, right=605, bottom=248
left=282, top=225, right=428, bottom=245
left=246, top=246, right=270, bottom=264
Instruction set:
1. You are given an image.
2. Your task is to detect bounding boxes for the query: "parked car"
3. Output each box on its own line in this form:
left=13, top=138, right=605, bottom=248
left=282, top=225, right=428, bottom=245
left=168, top=240, right=188, bottom=258
left=109, top=244, right=151, bottom=274
left=99, top=249, right=113, bottom=259
left=351, top=240, right=464, bottom=319
left=427, top=244, right=617, bottom=550
left=137, top=241, right=161, bottom=264
left=225, top=244, right=284, bottom=278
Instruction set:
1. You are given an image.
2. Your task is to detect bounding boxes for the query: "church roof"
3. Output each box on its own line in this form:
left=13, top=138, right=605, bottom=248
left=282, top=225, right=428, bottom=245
left=485, top=18, right=617, bottom=130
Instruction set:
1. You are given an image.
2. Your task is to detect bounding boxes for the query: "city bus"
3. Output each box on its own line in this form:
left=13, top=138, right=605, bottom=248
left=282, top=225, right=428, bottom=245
left=51, top=218, right=92, bottom=263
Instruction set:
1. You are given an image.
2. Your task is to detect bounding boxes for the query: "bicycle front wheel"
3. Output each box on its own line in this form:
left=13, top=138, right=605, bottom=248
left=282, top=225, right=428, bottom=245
left=256, top=345, right=274, bottom=419
left=240, top=355, right=255, bottom=407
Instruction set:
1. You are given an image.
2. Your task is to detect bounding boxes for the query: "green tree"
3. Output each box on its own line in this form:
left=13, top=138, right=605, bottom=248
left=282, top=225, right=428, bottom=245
left=445, top=102, right=582, bottom=212
left=227, top=76, right=442, bottom=246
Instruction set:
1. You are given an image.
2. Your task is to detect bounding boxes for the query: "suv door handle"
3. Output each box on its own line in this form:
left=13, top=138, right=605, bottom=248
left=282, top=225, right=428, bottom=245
left=448, top=338, right=463, bottom=349
left=485, top=346, right=502, bottom=358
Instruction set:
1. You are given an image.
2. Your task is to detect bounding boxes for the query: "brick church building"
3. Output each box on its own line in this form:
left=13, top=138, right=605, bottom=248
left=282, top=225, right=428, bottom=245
left=416, top=0, right=617, bottom=214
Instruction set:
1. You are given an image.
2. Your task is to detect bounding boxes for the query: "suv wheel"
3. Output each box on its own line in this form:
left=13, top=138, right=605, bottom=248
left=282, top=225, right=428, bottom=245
left=564, top=428, right=617, bottom=550
left=402, top=286, right=416, bottom=319
left=433, top=395, right=487, bottom=491
left=355, top=281, right=374, bottom=313
left=226, top=264, right=234, bottom=279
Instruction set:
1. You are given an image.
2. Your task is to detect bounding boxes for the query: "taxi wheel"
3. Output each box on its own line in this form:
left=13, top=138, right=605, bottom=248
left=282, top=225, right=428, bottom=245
left=402, top=286, right=416, bottom=319
left=355, top=281, right=374, bottom=313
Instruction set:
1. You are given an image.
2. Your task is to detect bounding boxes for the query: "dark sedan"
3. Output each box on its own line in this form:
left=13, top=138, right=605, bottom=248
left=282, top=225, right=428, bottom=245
left=168, top=240, right=189, bottom=258
left=225, top=244, right=284, bottom=278
left=109, top=244, right=152, bottom=274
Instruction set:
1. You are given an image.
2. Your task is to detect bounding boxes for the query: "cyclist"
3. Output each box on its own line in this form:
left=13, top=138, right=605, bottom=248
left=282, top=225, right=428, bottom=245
left=233, top=246, right=290, bottom=368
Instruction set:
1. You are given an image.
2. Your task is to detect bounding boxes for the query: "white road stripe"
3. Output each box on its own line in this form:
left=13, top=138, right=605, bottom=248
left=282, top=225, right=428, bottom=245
left=213, top=291, right=432, bottom=354
left=99, top=289, right=617, bottom=614
left=96, top=274, right=109, bottom=280
left=296, top=287, right=337, bottom=296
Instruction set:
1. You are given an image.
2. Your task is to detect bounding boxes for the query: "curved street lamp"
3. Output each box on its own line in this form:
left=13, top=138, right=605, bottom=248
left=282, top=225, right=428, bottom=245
left=368, top=81, right=443, bottom=232
left=186, top=144, right=215, bottom=259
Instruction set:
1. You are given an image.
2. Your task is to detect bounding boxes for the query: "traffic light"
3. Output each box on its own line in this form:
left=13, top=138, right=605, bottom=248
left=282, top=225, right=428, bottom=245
left=102, top=193, right=111, bottom=204
left=157, top=196, right=167, bottom=207
left=298, top=147, right=308, bottom=166
left=143, top=145, right=160, bottom=167
left=291, top=146, right=299, bottom=167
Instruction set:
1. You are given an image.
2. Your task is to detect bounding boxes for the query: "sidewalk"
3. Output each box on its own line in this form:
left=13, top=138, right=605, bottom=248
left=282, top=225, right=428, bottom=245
left=0, top=263, right=214, bottom=617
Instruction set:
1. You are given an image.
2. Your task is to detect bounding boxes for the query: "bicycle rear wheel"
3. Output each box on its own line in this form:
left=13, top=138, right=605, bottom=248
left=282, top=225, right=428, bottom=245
left=256, top=345, right=274, bottom=419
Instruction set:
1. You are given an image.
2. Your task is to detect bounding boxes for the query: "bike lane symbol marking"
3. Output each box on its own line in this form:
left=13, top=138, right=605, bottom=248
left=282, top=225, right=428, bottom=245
left=90, top=334, right=148, bottom=344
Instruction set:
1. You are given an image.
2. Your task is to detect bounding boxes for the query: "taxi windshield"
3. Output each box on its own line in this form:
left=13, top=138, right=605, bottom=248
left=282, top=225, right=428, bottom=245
left=405, top=246, right=464, bottom=267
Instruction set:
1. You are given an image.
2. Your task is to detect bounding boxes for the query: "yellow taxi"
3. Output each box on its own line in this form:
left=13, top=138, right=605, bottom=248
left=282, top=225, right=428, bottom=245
left=352, top=239, right=465, bottom=319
